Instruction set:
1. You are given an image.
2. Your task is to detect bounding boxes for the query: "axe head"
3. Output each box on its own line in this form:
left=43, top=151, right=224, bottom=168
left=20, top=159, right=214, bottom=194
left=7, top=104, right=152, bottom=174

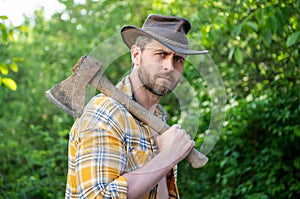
left=45, top=55, right=103, bottom=117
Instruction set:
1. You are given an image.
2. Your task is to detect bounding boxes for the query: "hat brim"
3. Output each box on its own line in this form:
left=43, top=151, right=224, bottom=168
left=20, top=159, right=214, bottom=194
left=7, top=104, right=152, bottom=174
left=120, top=26, right=209, bottom=55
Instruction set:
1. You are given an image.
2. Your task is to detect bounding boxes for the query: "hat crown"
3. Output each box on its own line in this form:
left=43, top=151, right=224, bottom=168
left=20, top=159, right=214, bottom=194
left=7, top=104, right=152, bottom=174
left=142, top=14, right=191, bottom=35
left=120, top=14, right=209, bottom=55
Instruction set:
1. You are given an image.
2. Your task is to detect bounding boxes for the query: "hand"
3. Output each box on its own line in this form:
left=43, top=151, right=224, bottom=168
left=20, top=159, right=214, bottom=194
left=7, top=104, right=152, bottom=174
left=123, top=125, right=195, bottom=199
left=156, top=124, right=195, bottom=164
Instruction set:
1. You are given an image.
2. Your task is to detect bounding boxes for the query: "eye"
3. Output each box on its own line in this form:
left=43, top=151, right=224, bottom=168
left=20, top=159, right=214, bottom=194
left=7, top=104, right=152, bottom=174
left=174, top=56, right=185, bottom=63
left=156, top=52, right=167, bottom=58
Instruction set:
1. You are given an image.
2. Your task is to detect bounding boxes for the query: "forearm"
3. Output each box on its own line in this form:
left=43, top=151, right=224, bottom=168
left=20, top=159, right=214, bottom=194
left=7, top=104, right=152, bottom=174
left=123, top=149, right=175, bottom=199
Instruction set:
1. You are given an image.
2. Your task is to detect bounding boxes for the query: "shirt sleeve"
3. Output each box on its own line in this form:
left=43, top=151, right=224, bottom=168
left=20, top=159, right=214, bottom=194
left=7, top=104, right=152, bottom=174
left=74, top=96, right=129, bottom=199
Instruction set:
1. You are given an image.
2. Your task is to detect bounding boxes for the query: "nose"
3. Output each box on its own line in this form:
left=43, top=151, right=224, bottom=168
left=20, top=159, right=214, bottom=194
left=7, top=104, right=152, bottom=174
left=163, top=56, right=174, bottom=71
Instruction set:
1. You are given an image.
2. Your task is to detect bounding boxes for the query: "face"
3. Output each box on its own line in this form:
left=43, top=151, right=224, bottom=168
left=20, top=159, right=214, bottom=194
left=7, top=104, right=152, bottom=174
left=134, top=40, right=186, bottom=96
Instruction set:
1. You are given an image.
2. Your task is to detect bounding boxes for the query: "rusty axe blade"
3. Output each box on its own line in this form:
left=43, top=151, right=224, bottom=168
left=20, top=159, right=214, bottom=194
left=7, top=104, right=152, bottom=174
left=45, top=55, right=103, bottom=117
left=45, top=55, right=208, bottom=168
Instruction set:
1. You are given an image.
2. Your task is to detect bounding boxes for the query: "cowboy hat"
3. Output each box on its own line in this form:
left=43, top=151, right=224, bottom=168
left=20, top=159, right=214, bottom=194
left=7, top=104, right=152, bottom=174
left=120, top=14, right=208, bottom=55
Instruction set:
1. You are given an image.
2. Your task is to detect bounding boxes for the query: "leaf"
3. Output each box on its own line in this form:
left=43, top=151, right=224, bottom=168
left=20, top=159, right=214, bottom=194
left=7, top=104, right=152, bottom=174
left=0, top=23, right=6, bottom=31
left=13, top=57, right=24, bottom=62
left=277, top=53, right=289, bottom=61
left=234, top=48, right=243, bottom=64
left=1, top=30, right=8, bottom=44
left=0, top=16, right=8, bottom=20
left=270, top=15, right=278, bottom=33
left=294, top=125, right=300, bottom=137
left=0, top=64, right=8, bottom=75
left=245, top=21, right=258, bottom=32
left=2, top=78, right=17, bottom=91
left=263, top=29, right=272, bottom=47
left=286, top=31, right=300, bottom=47
left=9, top=62, right=19, bottom=72
left=294, top=157, right=300, bottom=169
left=16, top=25, right=28, bottom=32
left=8, top=30, right=15, bottom=42
left=275, top=9, right=285, bottom=34
left=228, top=47, right=235, bottom=60
left=231, top=23, right=242, bottom=37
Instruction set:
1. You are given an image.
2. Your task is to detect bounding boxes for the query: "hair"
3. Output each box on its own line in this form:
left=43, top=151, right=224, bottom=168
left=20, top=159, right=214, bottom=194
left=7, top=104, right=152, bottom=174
left=131, top=35, right=152, bottom=68
left=131, top=35, right=153, bottom=68
left=134, top=35, right=152, bottom=49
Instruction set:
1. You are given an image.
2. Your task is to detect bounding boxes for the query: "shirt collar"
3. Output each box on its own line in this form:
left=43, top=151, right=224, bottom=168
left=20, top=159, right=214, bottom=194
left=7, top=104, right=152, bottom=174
left=116, top=75, right=168, bottom=122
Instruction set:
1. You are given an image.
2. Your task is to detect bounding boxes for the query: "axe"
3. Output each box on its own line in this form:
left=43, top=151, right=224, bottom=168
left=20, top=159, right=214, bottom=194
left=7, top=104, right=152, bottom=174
left=45, top=55, right=208, bottom=169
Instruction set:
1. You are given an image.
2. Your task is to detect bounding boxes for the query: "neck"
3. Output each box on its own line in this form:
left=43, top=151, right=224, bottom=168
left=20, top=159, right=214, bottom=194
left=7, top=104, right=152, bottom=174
left=129, top=72, right=161, bottom=114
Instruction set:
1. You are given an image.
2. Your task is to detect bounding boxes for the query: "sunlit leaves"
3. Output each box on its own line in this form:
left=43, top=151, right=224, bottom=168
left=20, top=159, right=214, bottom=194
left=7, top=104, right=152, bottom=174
left=0, top=61, right=19, bottom=90
left=0, top=15, right=8, bottom=20
left=0, top=63, right=8, bottom=75
left=7, top=29, right=15, bottom=42
left=0, top=23, right=8, bottom=44
left=9, top=61, right=19, bottom=72
left=1, top=77, right=17, bottom=91
left=0, top=16, right=23, bottom=91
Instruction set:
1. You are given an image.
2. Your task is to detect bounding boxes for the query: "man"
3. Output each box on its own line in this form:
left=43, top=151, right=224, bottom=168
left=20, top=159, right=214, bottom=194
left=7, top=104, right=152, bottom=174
left=65, top=14, right=208, bottom=199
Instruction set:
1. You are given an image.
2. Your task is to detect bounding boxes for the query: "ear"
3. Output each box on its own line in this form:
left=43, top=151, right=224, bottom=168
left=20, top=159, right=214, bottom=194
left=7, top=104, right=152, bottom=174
left=131, top=45, right=141, bottom=67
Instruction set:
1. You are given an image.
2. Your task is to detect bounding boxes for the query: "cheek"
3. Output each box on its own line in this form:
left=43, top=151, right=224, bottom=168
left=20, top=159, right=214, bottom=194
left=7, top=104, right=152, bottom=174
left=175, top=62, right=184, bottom=72
left=174, top=64, right=184, bottom=77
left=145, top=60, right=162, bottom=70
left=176, top=67, right=184, bottom=74
left=140, top=58, right=160, bottom=74
left=173, top=72, right=182, bottom=83
left=171, top=67, right=183, bottom=83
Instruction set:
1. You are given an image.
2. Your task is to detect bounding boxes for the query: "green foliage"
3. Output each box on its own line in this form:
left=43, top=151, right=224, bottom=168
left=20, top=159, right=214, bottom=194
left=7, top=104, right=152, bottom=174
left=177, top=1, right=300, bottom=198
left=0, top=0, right=299, bottom=198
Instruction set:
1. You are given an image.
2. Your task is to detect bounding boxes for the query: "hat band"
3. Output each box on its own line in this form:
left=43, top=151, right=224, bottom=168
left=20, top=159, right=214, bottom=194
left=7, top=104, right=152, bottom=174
left=145, top=30, right=190, bottom=49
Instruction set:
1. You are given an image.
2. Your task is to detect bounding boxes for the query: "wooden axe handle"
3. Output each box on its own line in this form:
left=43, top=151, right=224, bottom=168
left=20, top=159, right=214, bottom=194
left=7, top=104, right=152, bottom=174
left=88, top=59, right=208, bottom=168
left=46, top=55, right=208, bottom=168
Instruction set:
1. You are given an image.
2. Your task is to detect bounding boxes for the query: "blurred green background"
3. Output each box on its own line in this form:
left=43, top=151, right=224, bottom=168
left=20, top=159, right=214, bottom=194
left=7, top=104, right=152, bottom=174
left=1, top=0, right=299, bottom=198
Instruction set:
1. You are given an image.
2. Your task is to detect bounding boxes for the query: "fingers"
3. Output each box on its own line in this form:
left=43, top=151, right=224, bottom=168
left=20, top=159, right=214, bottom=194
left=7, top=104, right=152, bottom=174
left=173, top=124, right=181, bottom=129
left=173, top=125, right=195, bottom=151
left=173, top=125, right=191, bottom=141
left=158, top=124, right=194, bottom=149
left=157, top=124, right=195, bottom=164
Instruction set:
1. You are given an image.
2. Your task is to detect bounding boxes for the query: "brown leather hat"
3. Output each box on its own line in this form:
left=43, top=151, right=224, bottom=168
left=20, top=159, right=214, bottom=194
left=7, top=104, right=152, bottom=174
left=120, top=14, right=208, bottom=55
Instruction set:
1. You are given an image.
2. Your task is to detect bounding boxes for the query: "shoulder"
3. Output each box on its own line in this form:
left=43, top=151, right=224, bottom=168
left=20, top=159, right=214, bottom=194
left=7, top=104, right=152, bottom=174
left=85, top=93, right=128, bottom=117
left=76, top=94, right=132, bottom=133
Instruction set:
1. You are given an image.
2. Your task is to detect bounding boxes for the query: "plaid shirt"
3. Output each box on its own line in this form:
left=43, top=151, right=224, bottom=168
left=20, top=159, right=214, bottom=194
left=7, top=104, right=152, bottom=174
left=65, top=75, right=179, bottom=199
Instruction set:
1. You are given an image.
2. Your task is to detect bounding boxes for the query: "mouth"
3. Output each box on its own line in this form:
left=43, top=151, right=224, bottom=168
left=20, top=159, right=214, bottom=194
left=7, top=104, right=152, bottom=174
left=158, top=76, right=171, bottom=82
left=156, top=74, right=173, bottom=82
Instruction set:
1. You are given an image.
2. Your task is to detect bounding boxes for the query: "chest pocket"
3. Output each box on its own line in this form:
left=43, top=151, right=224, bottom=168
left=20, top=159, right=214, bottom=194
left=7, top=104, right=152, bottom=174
left=126, top=148, right=152, bottom=172
left=124, top=124, right=158, bottom=172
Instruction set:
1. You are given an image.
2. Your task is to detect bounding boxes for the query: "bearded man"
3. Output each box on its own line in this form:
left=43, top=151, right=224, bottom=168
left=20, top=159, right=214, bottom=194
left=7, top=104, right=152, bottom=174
left=65, top=14, right=207, bottom=199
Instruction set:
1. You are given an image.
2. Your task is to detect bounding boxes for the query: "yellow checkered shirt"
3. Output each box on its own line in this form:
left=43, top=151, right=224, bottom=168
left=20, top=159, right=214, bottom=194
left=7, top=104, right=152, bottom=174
left=65, top=76, right=179, bottom=198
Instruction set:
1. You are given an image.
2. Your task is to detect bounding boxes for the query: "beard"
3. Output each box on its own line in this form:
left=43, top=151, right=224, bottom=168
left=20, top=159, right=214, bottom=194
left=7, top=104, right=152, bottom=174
left=137, top=64, right=180, bottom=96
